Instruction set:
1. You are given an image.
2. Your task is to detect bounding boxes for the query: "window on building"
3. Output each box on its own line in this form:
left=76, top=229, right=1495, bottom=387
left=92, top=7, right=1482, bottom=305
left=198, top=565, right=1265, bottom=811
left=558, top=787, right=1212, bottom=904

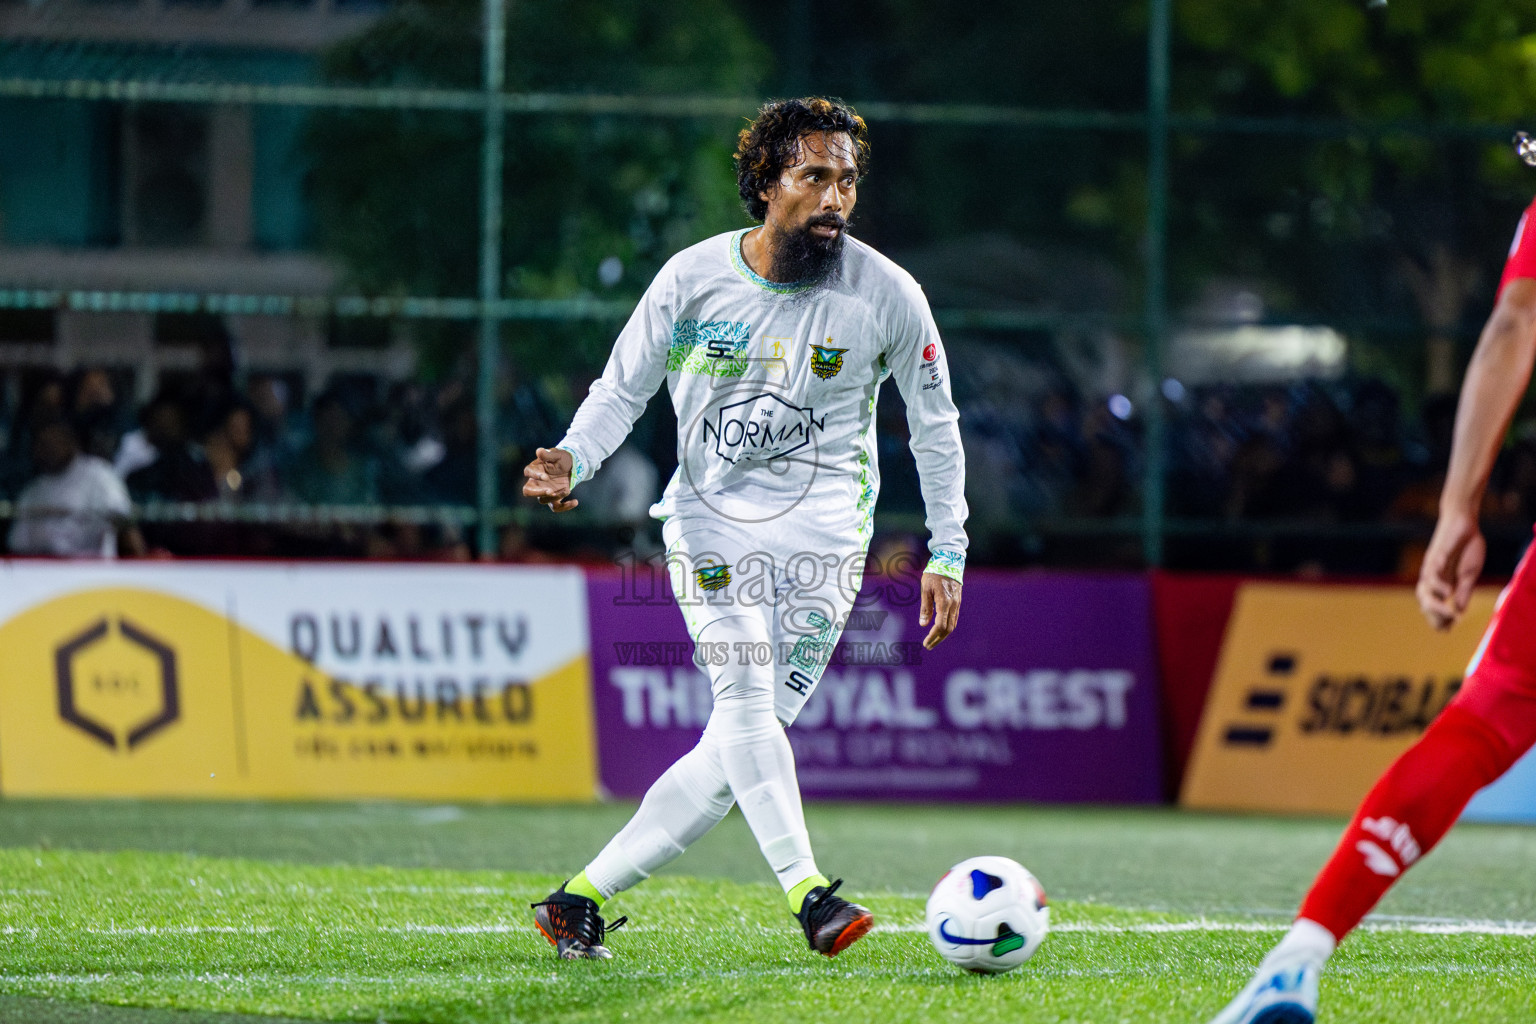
left=153, top=311, right=228, bottom=348
left=0, top=101, right=121, bottom=247
left=0, top=310, right=56, bottom=345
left=125, top=106, right=210, bottom=247
left=327, top=315, right=392, bottom=350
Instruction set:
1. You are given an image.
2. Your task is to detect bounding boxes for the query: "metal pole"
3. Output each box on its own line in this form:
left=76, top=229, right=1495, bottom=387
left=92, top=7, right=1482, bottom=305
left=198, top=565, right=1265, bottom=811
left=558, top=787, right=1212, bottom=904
left=1142, top=0, right=1171, bottom=568
left=477, top=0, right=506, bottom=557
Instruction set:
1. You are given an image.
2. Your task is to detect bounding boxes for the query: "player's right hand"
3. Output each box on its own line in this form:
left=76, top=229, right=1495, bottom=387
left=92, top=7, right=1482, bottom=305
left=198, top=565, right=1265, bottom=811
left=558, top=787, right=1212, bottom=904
left=1416, top=508, right=1485, bottom=631
left=522, top=446, right=579, bottom=513
left=918, top=572, right=961, bottom=649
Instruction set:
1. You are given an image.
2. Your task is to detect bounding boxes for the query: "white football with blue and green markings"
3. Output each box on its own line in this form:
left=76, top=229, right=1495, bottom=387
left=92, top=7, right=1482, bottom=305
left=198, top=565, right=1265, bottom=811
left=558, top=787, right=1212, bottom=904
left=925, top=855, right=1050, bottom=974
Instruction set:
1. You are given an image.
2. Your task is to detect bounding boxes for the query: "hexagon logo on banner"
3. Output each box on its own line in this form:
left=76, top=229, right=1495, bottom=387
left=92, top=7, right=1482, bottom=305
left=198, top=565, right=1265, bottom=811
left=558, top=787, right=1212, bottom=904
left=54, top=617, right=180, bottom=752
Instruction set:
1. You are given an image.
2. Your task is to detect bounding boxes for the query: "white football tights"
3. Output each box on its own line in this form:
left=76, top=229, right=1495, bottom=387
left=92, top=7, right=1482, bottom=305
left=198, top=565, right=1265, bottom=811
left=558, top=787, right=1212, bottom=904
left=582, top=612, right=819, bottom=898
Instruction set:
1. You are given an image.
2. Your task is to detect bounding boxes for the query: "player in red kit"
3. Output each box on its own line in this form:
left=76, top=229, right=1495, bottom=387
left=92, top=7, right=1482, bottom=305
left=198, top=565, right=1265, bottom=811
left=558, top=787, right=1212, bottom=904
left=1209, top=197, right=1536, bottom=1024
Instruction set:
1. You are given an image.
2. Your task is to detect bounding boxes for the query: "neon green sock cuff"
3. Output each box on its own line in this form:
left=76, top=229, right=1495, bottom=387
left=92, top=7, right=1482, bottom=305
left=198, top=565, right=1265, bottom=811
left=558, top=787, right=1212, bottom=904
left=565, top=871, right=605, bottom=907
left=787, top=873, right=830, bottom=914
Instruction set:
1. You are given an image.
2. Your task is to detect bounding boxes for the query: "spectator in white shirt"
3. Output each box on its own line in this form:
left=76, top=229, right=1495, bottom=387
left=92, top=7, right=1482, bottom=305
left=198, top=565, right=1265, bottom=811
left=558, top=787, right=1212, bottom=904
left=8, top=418, right=143, bottom=558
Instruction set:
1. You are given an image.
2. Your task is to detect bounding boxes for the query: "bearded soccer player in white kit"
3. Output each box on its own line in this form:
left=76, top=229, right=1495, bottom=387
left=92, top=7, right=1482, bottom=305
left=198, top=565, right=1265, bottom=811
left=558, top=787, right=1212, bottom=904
left=524, top=97, right=967, bottom=960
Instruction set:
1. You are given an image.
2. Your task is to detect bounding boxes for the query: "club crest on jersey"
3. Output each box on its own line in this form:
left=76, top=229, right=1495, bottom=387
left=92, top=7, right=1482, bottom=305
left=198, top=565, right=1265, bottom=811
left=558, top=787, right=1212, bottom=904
left=694, top=562, right=732, bottom=592
left=809, top=343, right=848, bottom=380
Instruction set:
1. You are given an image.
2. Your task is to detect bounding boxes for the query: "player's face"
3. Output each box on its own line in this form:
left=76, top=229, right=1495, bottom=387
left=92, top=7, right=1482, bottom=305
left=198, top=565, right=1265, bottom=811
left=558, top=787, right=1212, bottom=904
left=763, top=131, right=858, bottom=240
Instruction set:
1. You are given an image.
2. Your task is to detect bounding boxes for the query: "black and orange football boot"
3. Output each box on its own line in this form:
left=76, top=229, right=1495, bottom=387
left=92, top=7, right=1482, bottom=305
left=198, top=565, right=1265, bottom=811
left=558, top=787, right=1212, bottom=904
left=531, top=883, right=627, bottom=960
left=794, top=878, right=873, bottom=957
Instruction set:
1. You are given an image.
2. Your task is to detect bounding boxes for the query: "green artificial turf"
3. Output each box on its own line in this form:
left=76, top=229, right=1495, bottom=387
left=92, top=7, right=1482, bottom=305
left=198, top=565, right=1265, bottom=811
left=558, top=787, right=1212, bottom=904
left=0, top=995, right=315, bottom=1024
left=0, top=801, right=1529, bottom=1023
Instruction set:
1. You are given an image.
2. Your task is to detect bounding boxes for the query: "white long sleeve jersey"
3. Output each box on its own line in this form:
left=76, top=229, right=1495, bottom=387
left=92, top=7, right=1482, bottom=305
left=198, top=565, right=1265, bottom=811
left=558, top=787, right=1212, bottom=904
left=557, top=228, right=968, bottom=579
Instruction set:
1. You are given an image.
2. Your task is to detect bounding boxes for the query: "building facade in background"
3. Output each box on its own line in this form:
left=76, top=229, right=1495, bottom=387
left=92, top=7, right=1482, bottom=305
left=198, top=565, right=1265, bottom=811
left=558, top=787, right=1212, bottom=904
left=0, top=0, right=412, bottom=403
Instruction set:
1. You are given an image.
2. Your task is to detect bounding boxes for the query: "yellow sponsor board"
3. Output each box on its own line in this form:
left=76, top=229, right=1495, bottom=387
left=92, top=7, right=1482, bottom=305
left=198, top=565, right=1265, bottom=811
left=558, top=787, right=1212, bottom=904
left=0, top=568, right=596, bottom=801
left=1181, top=582, right=1498, bottom=815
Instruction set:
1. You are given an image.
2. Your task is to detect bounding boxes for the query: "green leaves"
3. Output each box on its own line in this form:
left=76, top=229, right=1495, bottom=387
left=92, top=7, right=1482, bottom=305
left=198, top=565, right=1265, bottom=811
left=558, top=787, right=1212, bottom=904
left=306, top=0, right=767, bottom=377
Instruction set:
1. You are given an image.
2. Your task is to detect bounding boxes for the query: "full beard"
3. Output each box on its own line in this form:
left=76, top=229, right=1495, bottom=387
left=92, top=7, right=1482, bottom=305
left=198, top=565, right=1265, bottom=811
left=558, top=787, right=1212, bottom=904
left=767, top=215, right=848, bottom=286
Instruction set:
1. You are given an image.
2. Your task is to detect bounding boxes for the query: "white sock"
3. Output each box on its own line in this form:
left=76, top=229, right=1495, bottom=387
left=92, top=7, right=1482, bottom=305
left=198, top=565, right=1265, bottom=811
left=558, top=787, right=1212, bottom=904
left=718, top=720, right=818, bottom=891
left=582, top=736, right=734, bottom=899
left=701, top=614, right=820, bottom=893
left=1265, top=918, right=1337, bottom=968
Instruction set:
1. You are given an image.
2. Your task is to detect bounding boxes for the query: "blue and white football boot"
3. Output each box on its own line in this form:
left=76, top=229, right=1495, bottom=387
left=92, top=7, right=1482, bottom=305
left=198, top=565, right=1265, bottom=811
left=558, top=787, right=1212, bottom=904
left=1207, top=958, right=1319, bottom=1024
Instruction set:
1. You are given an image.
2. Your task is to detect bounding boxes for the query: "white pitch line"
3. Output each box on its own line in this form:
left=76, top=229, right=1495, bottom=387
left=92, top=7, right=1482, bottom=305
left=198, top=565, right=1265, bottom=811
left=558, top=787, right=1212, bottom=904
left=55, top=885, right=515, bottom=898
left=0, top=925, right=278, bottom=936
left=0, top=923, right=525, bottom=937
left=875, top=919, right=1536, bottom=937
left=0, top=918, right=1530, bottom=939
left=0, top=972, right=528, bottom=986
left=388, top=924, right=520, bottom=934
left=870, top=921, right=1286, bottom=935
left=0, top=961, right=1526, bottom=988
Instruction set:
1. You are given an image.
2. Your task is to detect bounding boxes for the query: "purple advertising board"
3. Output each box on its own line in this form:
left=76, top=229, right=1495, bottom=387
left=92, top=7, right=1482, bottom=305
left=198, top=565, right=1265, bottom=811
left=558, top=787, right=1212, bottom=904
left=586, top=568, right=1162, bottom=803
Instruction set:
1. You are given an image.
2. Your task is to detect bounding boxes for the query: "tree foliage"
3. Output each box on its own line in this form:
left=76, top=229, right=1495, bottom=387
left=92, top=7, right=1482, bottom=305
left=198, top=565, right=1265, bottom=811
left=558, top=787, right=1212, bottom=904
left=306, top=0, right=767, bottom=373
left=303, top=0, right=1536, bottom=392
left=1165, top=0, right=1536, bottom=389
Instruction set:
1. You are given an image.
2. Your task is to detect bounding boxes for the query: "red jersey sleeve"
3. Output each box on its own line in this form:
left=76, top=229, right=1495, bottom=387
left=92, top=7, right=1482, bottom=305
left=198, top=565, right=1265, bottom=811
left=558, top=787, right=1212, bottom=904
left=1498, top=197, right=1536, bottom=297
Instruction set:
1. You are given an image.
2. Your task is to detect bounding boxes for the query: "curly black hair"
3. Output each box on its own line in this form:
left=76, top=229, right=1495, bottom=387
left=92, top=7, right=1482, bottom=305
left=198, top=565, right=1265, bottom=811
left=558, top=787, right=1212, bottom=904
left=734, top=97, right=870, bottom=222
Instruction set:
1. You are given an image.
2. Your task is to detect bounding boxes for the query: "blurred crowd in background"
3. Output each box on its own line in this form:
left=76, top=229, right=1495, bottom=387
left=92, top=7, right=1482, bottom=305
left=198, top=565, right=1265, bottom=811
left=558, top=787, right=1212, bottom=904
left=951, top=365, right=1529, bottom=577
left=5, top=330, right=1534, bottom=579
left=0, top=346, right=552, bottom=563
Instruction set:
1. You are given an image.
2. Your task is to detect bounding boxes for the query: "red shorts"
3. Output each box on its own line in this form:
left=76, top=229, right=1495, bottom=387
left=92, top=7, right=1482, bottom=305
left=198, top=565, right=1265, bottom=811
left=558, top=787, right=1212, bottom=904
left=1452, top=540, right=1536, bottom=757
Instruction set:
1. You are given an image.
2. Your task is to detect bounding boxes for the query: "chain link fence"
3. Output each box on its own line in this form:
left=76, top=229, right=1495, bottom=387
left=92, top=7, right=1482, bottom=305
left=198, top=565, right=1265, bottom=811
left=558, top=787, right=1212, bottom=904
left=1, top=0, right=1530, bottom=573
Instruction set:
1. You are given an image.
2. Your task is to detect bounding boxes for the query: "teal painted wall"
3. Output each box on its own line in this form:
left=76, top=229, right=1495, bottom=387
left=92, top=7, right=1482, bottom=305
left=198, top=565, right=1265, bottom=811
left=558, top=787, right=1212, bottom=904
left=253, top=105, right=312, bottom=251
left=0, top=99, right=120, bottom=246
left=0, top=46, right=316, bottom=251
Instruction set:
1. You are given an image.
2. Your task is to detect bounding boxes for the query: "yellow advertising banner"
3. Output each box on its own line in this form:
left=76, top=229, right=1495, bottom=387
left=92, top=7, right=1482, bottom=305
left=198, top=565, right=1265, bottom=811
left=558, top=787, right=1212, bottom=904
left=1181, top=582, right=1498, bottom=815
left=0, top=564, right=597, bottom=801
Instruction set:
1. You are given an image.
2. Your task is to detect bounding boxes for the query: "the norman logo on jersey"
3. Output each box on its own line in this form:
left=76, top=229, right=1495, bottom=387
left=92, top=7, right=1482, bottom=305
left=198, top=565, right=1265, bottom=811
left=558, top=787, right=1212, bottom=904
left=809, top=342, right=848, bottom=380
left=668, top=320, right=751, bottom=378
left=702, top=394, right=826, bottom=464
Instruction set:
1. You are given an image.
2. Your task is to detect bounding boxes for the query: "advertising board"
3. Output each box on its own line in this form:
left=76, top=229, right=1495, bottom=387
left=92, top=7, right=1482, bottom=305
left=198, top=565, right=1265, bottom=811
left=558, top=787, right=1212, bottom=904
left=0, top=563, right=596, bottom=800
left=588, top=568, right=1163, bottom=803
left=1182, top=583, right=1497, bottom=815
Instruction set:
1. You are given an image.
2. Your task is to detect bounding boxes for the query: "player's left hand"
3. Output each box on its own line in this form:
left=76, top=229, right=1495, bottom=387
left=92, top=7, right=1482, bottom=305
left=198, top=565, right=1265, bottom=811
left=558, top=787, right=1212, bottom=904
left=919, top=572, right=961, bottom=650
